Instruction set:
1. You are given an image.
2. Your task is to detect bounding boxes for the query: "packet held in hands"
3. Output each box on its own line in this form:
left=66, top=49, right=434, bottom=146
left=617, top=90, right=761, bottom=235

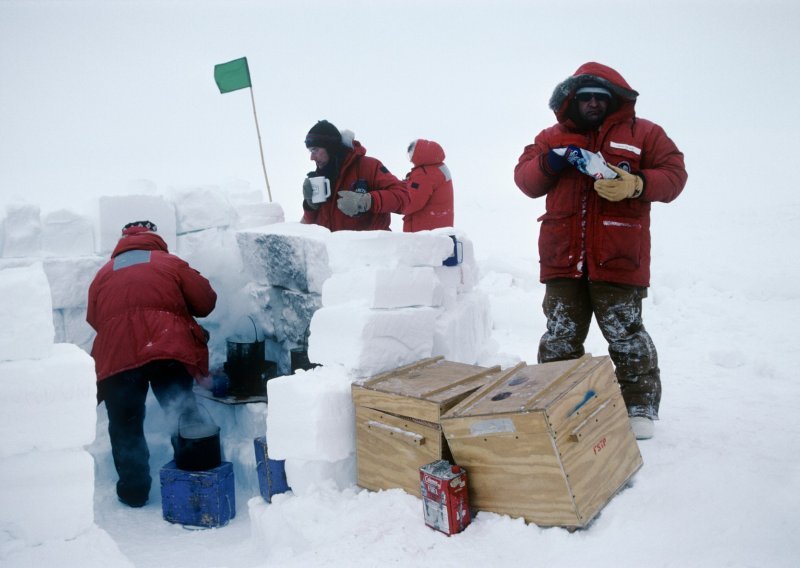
left=553, top=147, right=618, bottom=180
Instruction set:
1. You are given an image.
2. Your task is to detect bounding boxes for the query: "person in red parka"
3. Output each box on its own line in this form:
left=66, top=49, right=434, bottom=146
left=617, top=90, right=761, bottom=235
left=301, top=120, right=410, bottom=231
left=402, top=139, right=454, bottom=232
left=87, top=220, right=217, bottom=507
left=514, top=62, right=687, bottom=440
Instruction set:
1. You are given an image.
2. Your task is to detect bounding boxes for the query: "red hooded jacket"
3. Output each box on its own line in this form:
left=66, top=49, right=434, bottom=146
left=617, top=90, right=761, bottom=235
left=87, top=228, right=217, bottom=382
left=514, top=62, right=687, bottom=287
left=302, top=140, right=410, bottom=231
left=402, top=139, right=454, bottom=232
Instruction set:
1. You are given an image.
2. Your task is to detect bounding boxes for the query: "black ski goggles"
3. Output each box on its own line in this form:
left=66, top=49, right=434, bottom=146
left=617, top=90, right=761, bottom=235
left=575, top=91, right=612, bottom=103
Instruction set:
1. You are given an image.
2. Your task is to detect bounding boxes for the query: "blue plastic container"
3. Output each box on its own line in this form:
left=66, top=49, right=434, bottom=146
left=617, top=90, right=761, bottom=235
left=160, top=460, right=235, bottom=528
left=253, top=436, right=290, bottom=502
left=442, top=235, right=463, bottom=266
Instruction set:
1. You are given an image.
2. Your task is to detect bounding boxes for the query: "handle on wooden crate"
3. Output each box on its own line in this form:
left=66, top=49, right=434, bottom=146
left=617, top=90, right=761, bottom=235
left=568, top=399, right=614, bottom=443
left=366, top=420, right=426, bottom=447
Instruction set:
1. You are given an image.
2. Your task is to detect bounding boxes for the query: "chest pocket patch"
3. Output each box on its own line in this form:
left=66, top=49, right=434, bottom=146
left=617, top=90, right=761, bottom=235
left=609, top=141, right=641, bottom=155
left=351, top=178, right=370, bottom=193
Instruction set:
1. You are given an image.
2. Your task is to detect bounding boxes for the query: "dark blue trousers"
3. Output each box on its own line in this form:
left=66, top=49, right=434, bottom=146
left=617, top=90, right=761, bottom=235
left=98, top=360, right=198, bottom=507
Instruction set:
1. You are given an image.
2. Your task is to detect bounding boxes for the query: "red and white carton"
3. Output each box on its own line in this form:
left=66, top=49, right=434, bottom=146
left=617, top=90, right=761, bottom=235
left=419, top=459, right=471, bottom=535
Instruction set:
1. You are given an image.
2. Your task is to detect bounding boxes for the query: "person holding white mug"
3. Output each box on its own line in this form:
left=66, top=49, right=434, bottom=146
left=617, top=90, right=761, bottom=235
left=301, top=119, right=410, bottom=231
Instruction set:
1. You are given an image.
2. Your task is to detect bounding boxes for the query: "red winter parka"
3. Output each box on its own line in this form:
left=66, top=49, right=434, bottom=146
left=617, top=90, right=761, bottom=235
left=514, top=62, right=687, bottom=287
left=302, top=140, right=410, bottom=231
left=87, top=229, right=217, bottom=382
left=402, top=139, right=454, bottom=232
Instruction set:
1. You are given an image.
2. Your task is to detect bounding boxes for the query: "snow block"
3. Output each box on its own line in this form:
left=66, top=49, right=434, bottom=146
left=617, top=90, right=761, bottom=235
left=321, top=266, right=444, bottom=309
left=253, top=436, right=290, bottom=502
left=432, top=291, right=493, bottom=365
left=432, top=230, right=480, bottom=295
left=0, top=343, right=96, bottom=459
left=1, top=203, right=42, bottom=258
left=221, top=180, right=264, bottom=206
left=176, top=226, right=243, bottom=280
left=233, top=202, right=285, bottom=229
left=266, top=366, right=355, bottom=462
left=53, top=307, right=96, bottom=353
left=284, top=454, right=356, bottom=495
left=160, top=460, right=236, bottom=528
left=2, top=525, right=136, bottom=568
left=326, top=230, right=454, bottom=272
left=42, top=256, right=104, bottom=309
left=0, top=449, right=95, bottom=545
left=99, top=194, right=177, bottom=254
left=41, top=209, right=95, bottom=257
left=0, top=525, right=135, bottom=568
left=169, top=185, right=238, bottom=234
left=0, top=262, right=54, bottom=362
left=308, top=305, right=439, bottom=378
left=236, top=224, right=331, bottom=292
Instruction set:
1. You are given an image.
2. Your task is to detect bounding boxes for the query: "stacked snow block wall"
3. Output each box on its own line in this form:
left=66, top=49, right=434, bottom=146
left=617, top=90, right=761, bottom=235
left=316, top=228, right=488, bottom=376
left=258, top=223, right=494, bottom=495
left=0, top=262, right=98, bottom=546
left=1, top=189, right=285, bottom=511
left=1, top=186, right=285, bottom=369
left=3, top=191, right=494, bottom=506
left=1, top=204, right=102, bottom=353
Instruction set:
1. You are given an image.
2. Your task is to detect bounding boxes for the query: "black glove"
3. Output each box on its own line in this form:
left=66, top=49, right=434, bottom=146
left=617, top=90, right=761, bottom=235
left=303, top=178, right=321, bottom=210
left=546, top=144, right=582, bottom=173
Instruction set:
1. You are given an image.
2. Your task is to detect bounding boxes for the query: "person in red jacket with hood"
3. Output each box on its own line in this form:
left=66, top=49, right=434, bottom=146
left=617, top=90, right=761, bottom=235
left=514, top=62, right=687, bottom=440
left=402, top=139, right=454, bottom=232
left=301, top=120, right=410, bottom=231
left=87, top=221, right=217, bottom=507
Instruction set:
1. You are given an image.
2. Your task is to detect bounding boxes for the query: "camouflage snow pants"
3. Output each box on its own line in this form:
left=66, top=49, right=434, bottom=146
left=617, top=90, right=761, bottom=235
left=538, top=278, right=661, bottom=419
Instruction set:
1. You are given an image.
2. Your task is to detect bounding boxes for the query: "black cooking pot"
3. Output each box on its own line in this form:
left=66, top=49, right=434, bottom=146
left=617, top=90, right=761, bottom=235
left=172, top=408, right=221, bottom=471
left=225, top=316, right=269, bottom=397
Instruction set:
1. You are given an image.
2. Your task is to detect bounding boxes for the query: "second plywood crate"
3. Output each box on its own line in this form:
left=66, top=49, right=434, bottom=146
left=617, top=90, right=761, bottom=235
left=352, top=357, right=501, bottom=496
left=441, top=355, right=642, bottom=529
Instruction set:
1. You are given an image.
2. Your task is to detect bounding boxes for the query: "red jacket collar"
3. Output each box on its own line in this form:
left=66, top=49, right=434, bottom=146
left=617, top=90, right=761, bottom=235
left=111, top=231, right=169, bottom=258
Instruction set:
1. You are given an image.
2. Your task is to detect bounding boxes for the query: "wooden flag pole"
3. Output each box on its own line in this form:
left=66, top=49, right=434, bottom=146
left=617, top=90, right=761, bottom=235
left=248, top=86, right=273, bottom=202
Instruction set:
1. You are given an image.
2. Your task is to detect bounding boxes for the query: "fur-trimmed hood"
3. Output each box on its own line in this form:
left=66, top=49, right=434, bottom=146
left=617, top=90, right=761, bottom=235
left=549, top=62, right=639, bottom=123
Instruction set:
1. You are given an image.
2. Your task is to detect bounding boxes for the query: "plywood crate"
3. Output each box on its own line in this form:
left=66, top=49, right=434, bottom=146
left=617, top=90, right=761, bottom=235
left=352, top=357, right=502, bottom=496
left=441, top=354, right=642, bottom=529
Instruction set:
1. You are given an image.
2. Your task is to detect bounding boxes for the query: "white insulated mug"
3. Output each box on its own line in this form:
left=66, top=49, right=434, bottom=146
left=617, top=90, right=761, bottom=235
left=309, top=176, right=331, bottom=203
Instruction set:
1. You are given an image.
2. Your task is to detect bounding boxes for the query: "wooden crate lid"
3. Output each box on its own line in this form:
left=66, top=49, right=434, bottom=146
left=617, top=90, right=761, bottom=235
left=443, top=355, right=613, bottom=419
left=352, top=358, right=503, bottom=422
left=355, top=357, right=502, bottom=403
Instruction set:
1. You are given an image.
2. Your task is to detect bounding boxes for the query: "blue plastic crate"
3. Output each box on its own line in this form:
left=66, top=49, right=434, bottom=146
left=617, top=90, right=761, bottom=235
left=253, top=436, right=290, bottom=502
left=160, top=460, right=235, bottom=528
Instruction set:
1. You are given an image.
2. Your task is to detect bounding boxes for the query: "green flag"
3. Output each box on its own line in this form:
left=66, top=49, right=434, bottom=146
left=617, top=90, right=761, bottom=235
left=214, top=57, right=251, bottom=93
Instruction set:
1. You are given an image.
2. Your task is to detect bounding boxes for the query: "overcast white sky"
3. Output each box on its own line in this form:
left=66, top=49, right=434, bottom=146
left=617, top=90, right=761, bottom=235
left=2, top=0, right=799, bottom=262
